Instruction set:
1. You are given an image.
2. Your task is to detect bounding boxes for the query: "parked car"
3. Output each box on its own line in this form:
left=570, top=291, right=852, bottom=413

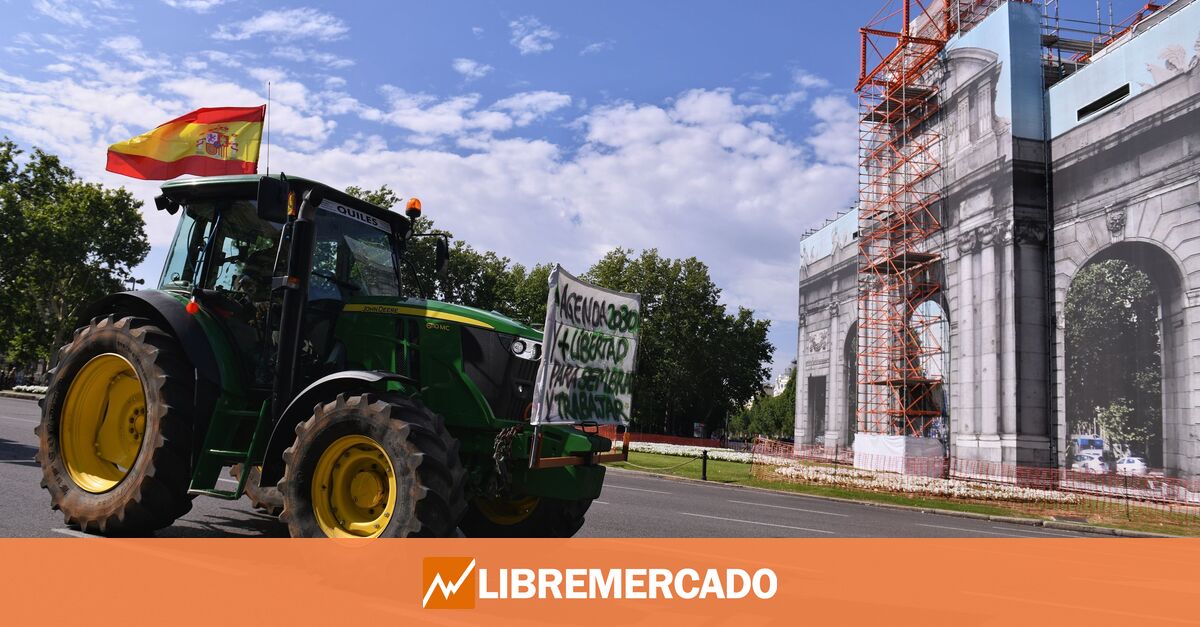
left=1116, top=456, right=1149, bottom=476
left=1071, top=455, right=1109, bottom=473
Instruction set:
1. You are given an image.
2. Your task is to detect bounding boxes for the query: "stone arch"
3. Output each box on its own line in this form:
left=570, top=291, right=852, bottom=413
left=843, top=321, right=858, bottom=446
left=1062, top=239, right=1187, bottom=473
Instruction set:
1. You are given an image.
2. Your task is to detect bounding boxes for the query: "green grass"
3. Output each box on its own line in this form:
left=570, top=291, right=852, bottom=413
left=606, top=451, right=1200, bottom=535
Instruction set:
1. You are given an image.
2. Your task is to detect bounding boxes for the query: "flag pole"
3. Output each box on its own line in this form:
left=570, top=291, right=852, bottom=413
left=265, top=81, right=271, bottom=176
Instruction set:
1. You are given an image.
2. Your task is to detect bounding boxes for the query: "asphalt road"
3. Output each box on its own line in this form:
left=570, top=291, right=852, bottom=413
left=0, top=397, right=1101, bottom=538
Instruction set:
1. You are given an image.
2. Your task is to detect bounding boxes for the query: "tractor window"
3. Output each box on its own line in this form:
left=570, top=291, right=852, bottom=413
left=159, top=203, right=216, bottom=290
left=201, top=201, right=285, bottom=303
left=311, top=207, right=399, bottom=299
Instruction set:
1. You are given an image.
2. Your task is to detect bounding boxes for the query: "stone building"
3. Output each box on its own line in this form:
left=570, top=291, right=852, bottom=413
left=796, top=0, right=1200, bottom=476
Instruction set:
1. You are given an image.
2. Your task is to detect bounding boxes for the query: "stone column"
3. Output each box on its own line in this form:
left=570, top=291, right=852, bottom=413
left=825, top=298, right=840, bottom=448
left=794, top=304, right=808, bottom=449
left=979, top=223, right=1001, bottom=448
left=1000, top=223, right=1018, bottom=437
left=956, top=230, right=979, bottom=438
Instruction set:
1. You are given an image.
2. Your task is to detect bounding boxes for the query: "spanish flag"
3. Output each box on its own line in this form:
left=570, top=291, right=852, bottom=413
left=106, top=106, right=266, bottom=180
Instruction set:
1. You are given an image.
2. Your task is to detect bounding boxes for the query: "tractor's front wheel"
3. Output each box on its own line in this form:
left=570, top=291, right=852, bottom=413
left=35, top=315, right=194, bottom=534
left=279, top=394, right=467, bottom=538
left=459, top=495, right=593, bottom=538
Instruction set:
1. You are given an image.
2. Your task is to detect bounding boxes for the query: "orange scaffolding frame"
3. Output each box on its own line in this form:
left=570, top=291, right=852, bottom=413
left=854, top=0, right=957, bottom=437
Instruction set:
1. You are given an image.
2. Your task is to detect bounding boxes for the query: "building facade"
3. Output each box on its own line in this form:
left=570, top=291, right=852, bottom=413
left=796, top=0, right=1200, bottom=476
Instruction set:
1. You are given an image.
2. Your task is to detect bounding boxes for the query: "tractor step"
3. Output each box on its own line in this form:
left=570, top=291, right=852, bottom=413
left=188, top=399, right=272, bottom=497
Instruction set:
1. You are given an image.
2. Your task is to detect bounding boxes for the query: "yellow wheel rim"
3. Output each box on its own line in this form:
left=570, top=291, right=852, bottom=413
left=311, top=435, right=396, bottom=538
left=60, top=353, right=147, bottom=493
left=475, top=495, right=540, bottom=526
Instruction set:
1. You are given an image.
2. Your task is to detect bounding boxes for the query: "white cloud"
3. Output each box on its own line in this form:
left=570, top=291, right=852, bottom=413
left=509, top=16, right=559, bottom=55
left=44, top=63, right=74, bottom=73
left=807, top=95, right=857, bottom=167
left=214, top=8, right=349, bottom=42
left=270, top=46, right=354, bottom=69
left=580, top=40, right=614, bottom=56
left=492, top=91, right=571, bottom=126
left=161, top=0, right=228, bottom=12
left=103, top=35, right=166, bottom=69
left=451, top=58, right=493, bottom=81
left=792, top=68, right=831, bottom=89
left=471, top=26, right=484, bottom=37
left=32, top=0, right=89, bottom=27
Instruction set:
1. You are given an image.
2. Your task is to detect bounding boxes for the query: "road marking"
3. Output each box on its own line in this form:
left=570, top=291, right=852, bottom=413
left=989, top=525, right=1081, bottom=537
left=217, top=478, right=239, bottom=486
left=603, top=484, right=671, bottom=495
left=679, top=512, right=834, bottom=534
left=593, top=500, right=610, bottom=505
left=916, top=523, right=1034, bottom=537
left=0, top=458, right=36, bottom=462
left=52, top=528, right=93, bottom=538
left=0, top=415, right=39, bottom=425
left=728, top=499, right=849, bottom=517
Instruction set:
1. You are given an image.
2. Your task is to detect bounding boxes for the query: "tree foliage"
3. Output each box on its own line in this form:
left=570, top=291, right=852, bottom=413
left=729, top=365, right=795, bottom=439
left=584, top=248, right=773, bottom=435
left=1064, top=259, right=1161, bottom=460
left=0, top=140, right=149, bottom=365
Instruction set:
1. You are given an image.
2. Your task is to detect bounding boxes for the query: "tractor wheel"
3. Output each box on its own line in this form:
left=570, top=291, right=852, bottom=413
left=35, top=315, right=194, bottom=534
left=278, top=394, right=467, bottom=538
left=459, top=495, right=593, bottom=538
left=230, top=464, right=283, bottom=517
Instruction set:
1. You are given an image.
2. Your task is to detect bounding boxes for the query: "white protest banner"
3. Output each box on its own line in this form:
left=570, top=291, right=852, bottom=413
left=531, top=265, right=641, bottom=425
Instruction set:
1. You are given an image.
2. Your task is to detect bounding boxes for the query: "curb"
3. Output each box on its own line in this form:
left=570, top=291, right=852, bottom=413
left=605, top=466, right=1178, bottom=538
left=0, top=391, right=42, bottom=401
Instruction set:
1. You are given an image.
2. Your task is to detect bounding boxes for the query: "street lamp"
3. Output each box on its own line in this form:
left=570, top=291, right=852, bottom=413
left=127, top=278, right=145, bottom=291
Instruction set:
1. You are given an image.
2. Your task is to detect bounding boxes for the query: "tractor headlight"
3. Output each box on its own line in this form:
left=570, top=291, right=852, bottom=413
left=511, top=338, right=541, bottom=361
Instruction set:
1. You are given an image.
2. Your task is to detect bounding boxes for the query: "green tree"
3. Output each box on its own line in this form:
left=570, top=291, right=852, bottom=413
left=584, top=248, right=773, bottom=435
left=0, top=140, right=149, bottom=366
left=1064, top=259, right=1161, bottom=461
left=1094, top=398, right=1153, bottom=458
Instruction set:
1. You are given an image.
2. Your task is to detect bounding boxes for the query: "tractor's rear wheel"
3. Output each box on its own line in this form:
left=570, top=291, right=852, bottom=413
left=230, top=464, right=283, bottom=517
left=35, top=315, right=194, bottom=534
left=278, top=394, right=467, bottom=538
left=459, top=495, right=593, bottom=538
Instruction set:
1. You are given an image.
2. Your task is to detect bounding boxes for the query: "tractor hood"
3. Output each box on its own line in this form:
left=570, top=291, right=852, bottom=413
left=344, top=297, right=543, bottom=340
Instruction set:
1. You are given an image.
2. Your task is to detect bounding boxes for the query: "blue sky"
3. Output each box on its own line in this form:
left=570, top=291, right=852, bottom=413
left=0, top=0, right=1153, bottom=381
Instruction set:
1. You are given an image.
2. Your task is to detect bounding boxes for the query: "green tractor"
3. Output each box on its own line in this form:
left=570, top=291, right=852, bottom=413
left=35, top=174, right=617, bottom=538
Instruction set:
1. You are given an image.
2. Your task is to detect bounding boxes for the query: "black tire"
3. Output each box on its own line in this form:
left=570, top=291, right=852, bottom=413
left=459, top=495, right=593, bottom=538
left=35, top=315, right=194, bottom=534
left=278, top=393, right=467, bottom=538
left=230, top=464, right=283, bottom=517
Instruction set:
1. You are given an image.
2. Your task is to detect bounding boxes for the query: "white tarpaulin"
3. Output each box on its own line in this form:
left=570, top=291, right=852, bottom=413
left=853, top=433, right=945, bottom=476
left=531, top=265, right=641, bottom=425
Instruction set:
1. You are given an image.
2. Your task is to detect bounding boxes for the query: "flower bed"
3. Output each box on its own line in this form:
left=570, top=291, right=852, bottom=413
left=771, top=462, right=1078, bottom=504
left=611, top=441, right=755, bottom=464
left=12, top=385, right=47, bottom=394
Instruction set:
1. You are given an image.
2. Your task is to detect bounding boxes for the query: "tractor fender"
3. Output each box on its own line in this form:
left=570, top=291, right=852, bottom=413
left=259, top=370, right=416, bottom=486
left=78, top=291, right=223, bottom=387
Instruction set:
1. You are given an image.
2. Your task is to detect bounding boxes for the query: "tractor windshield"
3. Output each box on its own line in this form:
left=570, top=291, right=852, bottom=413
left=310, top=202, right=400, bottom=300
left=158, top=199, right=285, bottom=303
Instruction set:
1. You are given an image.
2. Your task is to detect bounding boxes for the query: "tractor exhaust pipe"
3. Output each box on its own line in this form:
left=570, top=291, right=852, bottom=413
left=272, top=188, right=320, bottom=419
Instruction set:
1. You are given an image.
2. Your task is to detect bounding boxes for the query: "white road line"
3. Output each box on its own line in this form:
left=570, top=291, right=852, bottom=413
left=0, top=458, right=36, bottom=462
left=679, top=512, right=834, bottom=534
left=988, top=525, right=1081, bottom=537
left=52, top=528, right=93, bottom=538
left=603, top=484, right=672, bottom=495
left=593, top=500, right=611, bottom=505
left=916, top=523, right=1034, bottom=537
left=217, top=477, right=239, bottom=486
left=727, top=499, right=849, bottom=517
left=0, top=415, right=39, bottom=424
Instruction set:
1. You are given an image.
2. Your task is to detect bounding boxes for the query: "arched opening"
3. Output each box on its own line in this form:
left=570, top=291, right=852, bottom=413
left=912, top=299, right=950, bottom=443
left=1064, top=241, right=1184, bottom=471
left=844, top=322, right=857, bottom=446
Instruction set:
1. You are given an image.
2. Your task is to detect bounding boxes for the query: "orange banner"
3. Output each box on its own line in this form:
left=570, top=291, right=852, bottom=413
left=2, top=538, right=1198, bottom=625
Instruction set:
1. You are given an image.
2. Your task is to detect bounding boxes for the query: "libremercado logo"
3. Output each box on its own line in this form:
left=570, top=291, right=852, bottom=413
left=421, top=556, right=778, bottom=609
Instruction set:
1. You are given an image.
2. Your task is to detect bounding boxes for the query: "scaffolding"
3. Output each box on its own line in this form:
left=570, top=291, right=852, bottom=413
left=855, top=0, right=956, bottom=438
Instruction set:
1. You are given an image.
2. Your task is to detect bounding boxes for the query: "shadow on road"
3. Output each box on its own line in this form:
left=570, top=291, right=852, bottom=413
left=0, top=437, right=39, bottom=467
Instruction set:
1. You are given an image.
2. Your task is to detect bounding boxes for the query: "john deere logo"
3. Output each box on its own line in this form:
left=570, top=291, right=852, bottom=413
left=422, top=557, right=476, bottom=609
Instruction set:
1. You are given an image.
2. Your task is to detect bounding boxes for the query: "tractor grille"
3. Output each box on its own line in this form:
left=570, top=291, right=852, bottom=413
left=460, top=327, right=540, bottom=422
